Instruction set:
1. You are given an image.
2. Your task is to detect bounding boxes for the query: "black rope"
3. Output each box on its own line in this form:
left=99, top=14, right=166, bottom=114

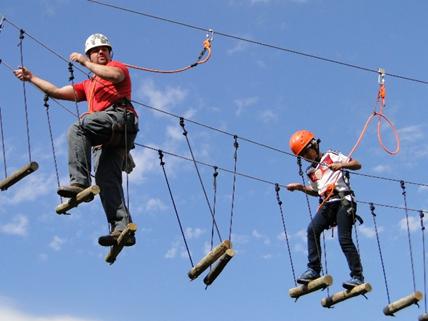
left=43, top=95, right=63, bottom=203
left=179, top=118, right=222, bottom=242
left=228, top=135, right=239, bottom=242
left=210, top=166, right=219, bottom=253
left=296, top=156, right=325, bottom=276
left=0, top=106, right=7, bottom=179
left=87, top=0, right=428, bottom=85
left=370, top=203, right=391, bottom=304
left=17, top=29, right=32, bottom=162
left=400, top=181, right=417, bottom=293
left=419, top=211, right=427, bottom=314
left=158, top=150, right=194, bottom=267
left=275, top=184, right=297, bottom=286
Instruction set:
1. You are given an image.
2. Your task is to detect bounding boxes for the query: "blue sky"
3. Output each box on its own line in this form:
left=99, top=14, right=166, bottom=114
left=1, top=1, right=428, bottom=321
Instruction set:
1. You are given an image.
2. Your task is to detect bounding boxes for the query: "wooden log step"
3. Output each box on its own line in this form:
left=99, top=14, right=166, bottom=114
left=383, top=291, right=423, bottom=316
left=289, top=275, right=333, bottom=299
left=203, top=248, right=235, bottom=286
left=56, top=185, right=100, bottom=214
left=0, top=161, right=39, bottom=191
left=105, top=223, right=137, bottom=265
left=188, top=240, right=231, bottom=280
left=321, top=283, right=372, bottom=308
left=419, top=313, right=428, bottom=321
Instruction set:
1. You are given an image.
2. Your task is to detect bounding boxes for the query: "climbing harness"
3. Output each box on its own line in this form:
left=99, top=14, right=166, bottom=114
left=125, top=30, right=213, bottom=74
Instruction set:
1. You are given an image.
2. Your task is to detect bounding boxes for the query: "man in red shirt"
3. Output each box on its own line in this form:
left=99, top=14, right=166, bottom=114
left=14, top=33, right=138, bottom=247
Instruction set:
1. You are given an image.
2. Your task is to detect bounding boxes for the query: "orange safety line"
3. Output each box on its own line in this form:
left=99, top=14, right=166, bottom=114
left=318, top=80, right=400, bottom=209
left=125, top=37, right=212, bottom=74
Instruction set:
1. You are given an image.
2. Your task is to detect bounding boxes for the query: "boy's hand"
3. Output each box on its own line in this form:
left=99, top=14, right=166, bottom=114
left=286, top=183, right=303, bottom=192
left=328, top=162, right=343, bottom=171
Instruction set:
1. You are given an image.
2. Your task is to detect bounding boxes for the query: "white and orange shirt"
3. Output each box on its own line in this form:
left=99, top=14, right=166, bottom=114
left=306, top=150, right=353, bottom=202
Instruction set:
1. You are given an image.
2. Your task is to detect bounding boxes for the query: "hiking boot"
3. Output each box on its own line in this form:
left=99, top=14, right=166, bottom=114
left=297, top=268, right=320, bottom=284
left=342, top=275, right=364, bottom=290
left=98, top=230, right=136, bottom=247
left=57, top=183, right=87, bottom=198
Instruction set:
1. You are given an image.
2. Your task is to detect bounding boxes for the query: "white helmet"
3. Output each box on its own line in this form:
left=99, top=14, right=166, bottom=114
left=84, top=33, right=112, bottom=54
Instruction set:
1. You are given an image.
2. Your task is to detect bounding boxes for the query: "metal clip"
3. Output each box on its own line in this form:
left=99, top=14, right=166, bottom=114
left=206, top=28, right=214, bottom=42
left=377, top=67, right=385, bottom=85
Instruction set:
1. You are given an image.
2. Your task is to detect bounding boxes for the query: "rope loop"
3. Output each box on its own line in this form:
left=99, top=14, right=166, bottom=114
left=179, top=117, right=187, bottom=136
left=68, top=62, right=75, bottom=81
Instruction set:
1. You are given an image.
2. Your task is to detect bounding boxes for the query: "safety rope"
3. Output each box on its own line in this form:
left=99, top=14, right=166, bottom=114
left=228, top=135, right=239, bottom=242
left=296, top=156, right=325, bottom=276
left=275, top=184, right=297, bottom=286
left=400, top=181, right=417, bottom=293
left=179, top=117, right=222, bottom=242
left=17, top=29, right=32, bottom=163
left=209, top=166, right=219, bottom=255
left=318, top=69, right=400, bottom=210
left=43, top=95, right=63, bottom=203
left=0, top=106, right=7, bottom=178
left=158, top=150, right=194, bottom=267
left=125, top=31, right=213, bottom=74
left=321, top=230, right=330, bottom=296
left=419, top=210, right=427, bottom=314
left=370, top=203, right=391, bottom=304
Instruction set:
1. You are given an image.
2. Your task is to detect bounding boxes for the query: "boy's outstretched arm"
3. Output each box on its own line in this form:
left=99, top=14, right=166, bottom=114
left=287, top=183, right=318, bottom=196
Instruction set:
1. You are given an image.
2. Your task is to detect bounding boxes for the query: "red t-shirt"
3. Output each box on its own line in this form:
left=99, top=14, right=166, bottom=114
left=73, top=60, right=132, bottom=113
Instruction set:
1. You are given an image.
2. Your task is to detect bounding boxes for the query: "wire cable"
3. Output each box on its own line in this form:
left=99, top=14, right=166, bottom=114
left=0, top=105, right=7, bottom=178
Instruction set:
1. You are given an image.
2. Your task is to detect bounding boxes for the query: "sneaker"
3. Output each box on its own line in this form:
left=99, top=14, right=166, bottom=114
left=57, top=183, right=87, bottom=198
left=297, top=268, right=320, bottom=284
left=98, top=230, right=136, bottom=247
left=342, top=275, right=364, bottom=290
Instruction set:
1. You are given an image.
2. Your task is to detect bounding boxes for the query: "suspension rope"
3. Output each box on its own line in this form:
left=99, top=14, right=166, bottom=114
left=86, top=0, right=428, bottom=85
left=210, top=166, right=219, bottom=253
left=158, top=150, right=194, bottom=267
left=419, top=210, right=427, bottom=314
left=228, top=135, right=239, bottom=242
left=321, top=231, right=330, bottom=296
left=43, top=95, right=63, bottom=203
left=179, top=117, right=223, bottom=242
left=125, top=30, right=213, bottom=74
left=17, top=29, right=32, bottom=162
left=400, top=181, right=417, bottom=293
left=0, top=106, right=7, bottom=178
left=275, top=184, right=297, bottom=286
left=296, top=156, right=325, bottom=276
left=370, top=203, right=391, bottom=304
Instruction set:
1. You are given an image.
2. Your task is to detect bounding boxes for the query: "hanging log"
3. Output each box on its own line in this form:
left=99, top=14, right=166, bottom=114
left=289, top=275, right=333, bottom=299
left=383, top=291, right=423, bottom=316
left=188, top=240, right=231, bottom=280
left=203, top=248, right=235, bottom=286
left=0, top=161, right=39, bottom=191
left=321, top=283, right=372, bottom=308
left=105, top=223, right=137, bottom=264
left=55, top=185, right=100, bottom=214
left=419, top=313, right=428, bottom=321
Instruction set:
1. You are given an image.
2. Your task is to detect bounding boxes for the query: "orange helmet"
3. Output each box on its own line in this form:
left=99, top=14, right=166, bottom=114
left=289, top=130, right=315, bottom=156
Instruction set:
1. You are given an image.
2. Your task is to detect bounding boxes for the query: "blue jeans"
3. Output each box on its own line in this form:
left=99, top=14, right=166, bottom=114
left=306, top=200, right=363, bottom=278
left=67, top=107, right=138, bottom=232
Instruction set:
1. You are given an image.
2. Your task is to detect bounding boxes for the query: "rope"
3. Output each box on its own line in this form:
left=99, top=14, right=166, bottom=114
left=419, top=211, right=427, bottom=314
left=296, top=156, right=325, bottom=276
left=370, top=203, right=391, bottom=304
left=125, top=32, right=213, bottom=73
left=275, top=184, right=297, bottom=286
left=179, top=117, right=222, bottom=242
left=43, top=95, right=63, bottom=203
left=400, top=181, right=417, bottom=293
left=321, top=231, right=330, bottom=296
left=0, top=106, right=7, bottom=178
left=86, top=0, right=428, bottom=85
left=17, top=29, right=32, bottom=163
left=158, top=150, right=194, bottom=267
left=228, top=135, right=239, bottom=242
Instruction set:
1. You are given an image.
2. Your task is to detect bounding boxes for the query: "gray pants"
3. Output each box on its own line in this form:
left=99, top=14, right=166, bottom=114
left=67, top=107, right=138, bottom=232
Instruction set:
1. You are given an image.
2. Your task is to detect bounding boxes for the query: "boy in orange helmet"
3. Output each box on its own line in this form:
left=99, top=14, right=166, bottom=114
left=287, top=130, right=365, bottom=289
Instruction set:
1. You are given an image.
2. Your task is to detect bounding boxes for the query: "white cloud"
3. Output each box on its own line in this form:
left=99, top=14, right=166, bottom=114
left=399, top=215, right=424, bottom=233
left=128, top=148, right=158, bottom=184
left=398, top=125, right=425, bottom=143
left=227, top=40, right=251, bottom=55
left=358, top=225, right=384, bottom=238
left=260, top=109, right=278, bottom=124
left=41, top=0, right=70, bottom=16
left=234, top=96, right=259, bottom=116
left=49, top=235, right=65, bottom=251
left=144, top=198, right=167, bottom=212
left=165, top=242, right=178, bottom=259
left=418, top=186, right=428, bottom=192
left=262, top=254, right=272, bottom=259
left=185, top=227, right=205, bottom=240
left=252, top=229, right=271, bottom=245
left=0, top=215, right=28, bottom=236
left=230, top=233, right=250, bottom=244
left=0, top=303, right=98, bottom=321
left=372, top=164, right=392, bottom=174
left=166, top=125, right=183, bottom=141
left=137, top=79, right=187, bottom=115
